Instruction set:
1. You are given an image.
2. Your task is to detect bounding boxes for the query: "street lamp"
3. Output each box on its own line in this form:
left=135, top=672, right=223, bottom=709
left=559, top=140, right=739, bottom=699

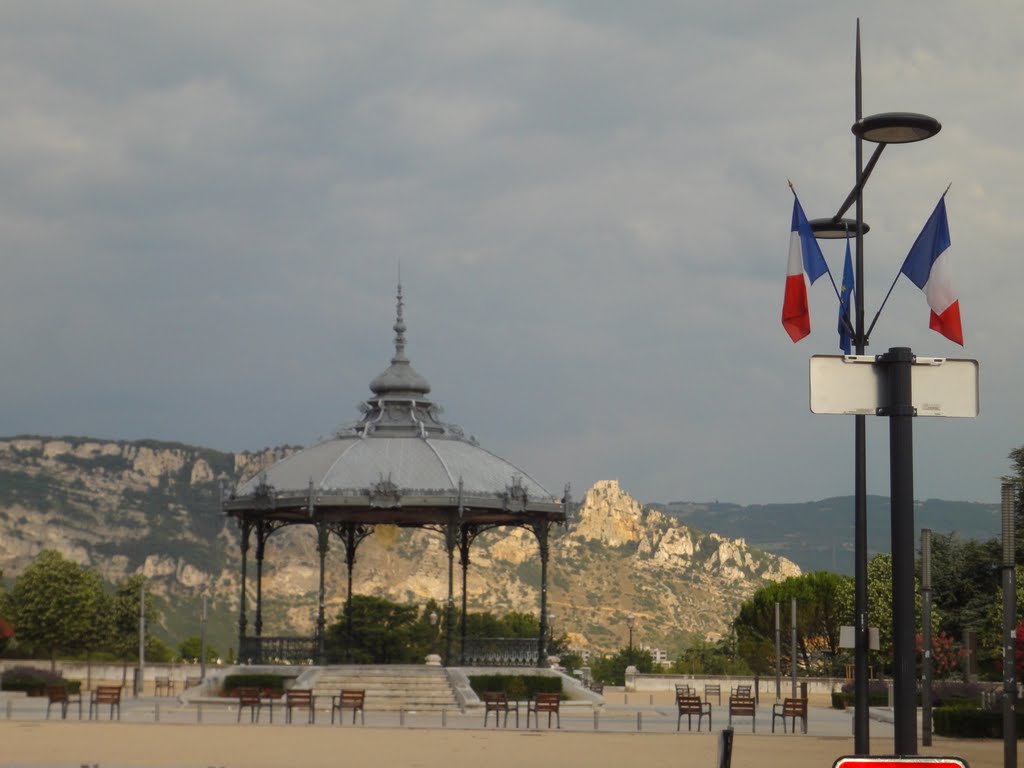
left=626, top=614, right=636, bottom=653
left=806, top=23, right=940, bottom=756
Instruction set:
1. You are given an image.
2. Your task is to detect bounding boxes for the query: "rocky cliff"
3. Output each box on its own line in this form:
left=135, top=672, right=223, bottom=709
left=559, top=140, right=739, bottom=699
left=0, top=436, right=799, bottom=656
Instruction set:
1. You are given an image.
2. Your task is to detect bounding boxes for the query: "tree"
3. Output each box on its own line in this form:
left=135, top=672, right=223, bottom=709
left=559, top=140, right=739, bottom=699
left=868, top=552, right=945, bottom=675
left=178, top=635, right=219, bottom=663
left=978, top=564, right=1024, bottom=671
left=323, top=595, right=423, bottom=664
left=733, top=571, right=853, bottom=675
left=1007, top=446, right=1024, bottom=565
left=927, top=532, right=1001, bottom=639
left=6, top=550, right=108, bottom=670
left=590, top=647, right=655, bottom=685
left=673, top=637, right=751, bottom=675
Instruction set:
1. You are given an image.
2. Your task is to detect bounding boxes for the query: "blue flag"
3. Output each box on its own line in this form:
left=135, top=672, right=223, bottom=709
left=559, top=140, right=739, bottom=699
left=838, top=237, right=854, bottom=354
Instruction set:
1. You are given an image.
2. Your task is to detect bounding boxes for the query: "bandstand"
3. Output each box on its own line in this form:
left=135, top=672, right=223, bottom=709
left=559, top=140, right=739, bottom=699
left=223, top=286, right=569, bottom=666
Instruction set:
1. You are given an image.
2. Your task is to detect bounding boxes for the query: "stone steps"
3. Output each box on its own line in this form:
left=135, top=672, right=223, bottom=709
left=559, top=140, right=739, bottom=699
left=304, top=665, right=459, bottom=712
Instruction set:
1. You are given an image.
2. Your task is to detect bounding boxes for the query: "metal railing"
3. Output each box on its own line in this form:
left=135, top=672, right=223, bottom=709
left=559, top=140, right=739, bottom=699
left=461, top=638, right=538, bottom=667
left=239, top=636, right=317, bottom=665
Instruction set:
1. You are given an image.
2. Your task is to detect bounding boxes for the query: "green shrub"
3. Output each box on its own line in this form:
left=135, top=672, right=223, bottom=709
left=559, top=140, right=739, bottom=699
left=468, top=674, right=562, bottom=700
left=221, top=673, right=291, bottom=697
left=0, top=666, right=67, bottom=696
left=831, top=692, right=849, bottom=709
left=932, top=706, right=1024, bottom=738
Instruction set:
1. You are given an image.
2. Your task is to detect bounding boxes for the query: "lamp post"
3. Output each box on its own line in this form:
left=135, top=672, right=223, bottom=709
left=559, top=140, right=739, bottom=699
left=806, top=22, right=941, bottom=756
left=1000, top=482, right=1017, bottom=768
left=429, top=609, right=439, bottom=658
left=921, top=529, right=933, bottom=747
left=626, top=614, right=636, bottom=653
left=200, top=593, right=208, bottom=682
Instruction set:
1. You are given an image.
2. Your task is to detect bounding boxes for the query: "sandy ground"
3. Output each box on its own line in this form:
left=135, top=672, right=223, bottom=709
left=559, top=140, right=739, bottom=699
left=0, top=721, right=1008, bottom=768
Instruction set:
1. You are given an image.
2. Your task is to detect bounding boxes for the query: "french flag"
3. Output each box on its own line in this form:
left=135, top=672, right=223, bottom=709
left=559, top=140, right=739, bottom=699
left=783, top=195, right=829, bottom=342
left=900, top=197, right=963, bottom=346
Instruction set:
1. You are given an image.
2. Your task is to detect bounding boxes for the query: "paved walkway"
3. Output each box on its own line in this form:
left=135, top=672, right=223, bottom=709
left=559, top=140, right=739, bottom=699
left=1, top=690, right=894, bottom=737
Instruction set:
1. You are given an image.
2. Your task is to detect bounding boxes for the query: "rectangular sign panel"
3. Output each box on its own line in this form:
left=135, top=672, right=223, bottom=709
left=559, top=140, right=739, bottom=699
left=834, top=757, right=969, bottom=768
left=809, top=356, right=979, bottom=418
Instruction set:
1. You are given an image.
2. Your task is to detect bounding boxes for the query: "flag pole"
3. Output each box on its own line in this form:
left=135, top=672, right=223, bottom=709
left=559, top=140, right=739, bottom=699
left=863, top=185, right=953, bottom=342
left=852, top=17, right=870, bottom=756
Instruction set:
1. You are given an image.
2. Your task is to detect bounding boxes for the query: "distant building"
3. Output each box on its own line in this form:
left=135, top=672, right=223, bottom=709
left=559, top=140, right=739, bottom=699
left=642, top=645, right=672, bottom=667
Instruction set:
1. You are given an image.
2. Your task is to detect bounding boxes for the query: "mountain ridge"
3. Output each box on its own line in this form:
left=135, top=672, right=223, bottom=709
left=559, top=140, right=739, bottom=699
left=0, top=435, right=803, bottom=656
left=2, top=433, right=996, bottom=657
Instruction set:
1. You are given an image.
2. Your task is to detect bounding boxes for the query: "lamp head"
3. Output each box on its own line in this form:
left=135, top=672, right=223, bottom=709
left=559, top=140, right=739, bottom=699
left=853, top=112, right=941, bottom=144
left=809, top=218, right=870, bottom=239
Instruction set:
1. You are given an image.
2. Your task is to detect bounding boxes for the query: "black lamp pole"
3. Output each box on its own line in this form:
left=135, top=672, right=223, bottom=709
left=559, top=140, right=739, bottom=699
left=1001, top=482, right=1018, bottom=768
left=807, top=21, right=941, bottom=756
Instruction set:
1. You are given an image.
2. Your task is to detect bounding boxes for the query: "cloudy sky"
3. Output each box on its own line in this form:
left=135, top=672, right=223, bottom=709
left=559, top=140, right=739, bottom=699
left=3, top=1, right=1021, bottom=507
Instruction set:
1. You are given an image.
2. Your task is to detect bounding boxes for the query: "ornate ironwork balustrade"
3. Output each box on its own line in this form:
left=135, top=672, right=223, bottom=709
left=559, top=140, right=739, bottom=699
left=239, top=635, right=317, bottom=665
left=461, top=637, right=539, bottom=667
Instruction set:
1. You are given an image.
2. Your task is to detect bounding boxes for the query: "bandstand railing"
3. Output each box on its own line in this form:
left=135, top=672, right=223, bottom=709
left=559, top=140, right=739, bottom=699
left=461, top=637, right=539, bottom=667
left=240, top=635, right=317, bottom=665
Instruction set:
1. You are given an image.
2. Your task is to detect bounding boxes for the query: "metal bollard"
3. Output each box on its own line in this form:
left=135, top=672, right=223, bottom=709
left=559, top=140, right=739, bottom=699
left=649, top=693, right=654, bottom=705
left=197, top=702, right=203, bottom=724
left=718, top=728, right=734, bottom=768
left=637, top=711, right=642, bottom=731
left=442, top=708, right=447, bottom=728
left=593, top=709, right=599, bottom=730
left=155, top=701, right=160, bottom=723
left=399, top=709, right=405, bottom=727
left=5, top=700, right=11, bottom=720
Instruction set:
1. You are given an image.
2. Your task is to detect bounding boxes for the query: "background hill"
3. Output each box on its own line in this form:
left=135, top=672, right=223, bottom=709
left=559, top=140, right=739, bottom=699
left=0, top=435, right=800, bottom=658
left=653, top=497, right=1001, bottom=574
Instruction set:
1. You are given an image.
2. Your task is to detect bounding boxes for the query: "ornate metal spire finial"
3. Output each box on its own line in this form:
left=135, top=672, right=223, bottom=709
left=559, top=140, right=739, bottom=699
left=393, top=278, right=408, bottom=364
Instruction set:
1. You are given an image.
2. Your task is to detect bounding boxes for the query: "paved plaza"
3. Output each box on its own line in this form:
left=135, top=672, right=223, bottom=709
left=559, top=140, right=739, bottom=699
left=1, top=689, right=1010, bottom=768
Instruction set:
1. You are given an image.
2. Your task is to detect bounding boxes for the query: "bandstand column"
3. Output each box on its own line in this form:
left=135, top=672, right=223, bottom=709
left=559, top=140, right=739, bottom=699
left=459, top=525, right=472, bottom=666
left=343, top=524, right=358, bottom=662
left=254, top=519, right=267, bottom=638
left=237, top=519, right=253, bottom=662
left=534, top=521, right=551, bottom=667
left=444, top=518, right=458, bottom=666
left=316, top=521, right=329, bottom=664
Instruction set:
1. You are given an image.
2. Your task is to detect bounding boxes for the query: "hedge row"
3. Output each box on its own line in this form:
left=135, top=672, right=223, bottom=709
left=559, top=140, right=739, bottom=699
left=221, top=673, right=291, bottom=696
left=932, top=706, right=1024, bottom=739
left=468, top=674, right=562, bottom=700
left=0, top=666, right=80, bottom=696
left=831, top=692, right=889, bottom=709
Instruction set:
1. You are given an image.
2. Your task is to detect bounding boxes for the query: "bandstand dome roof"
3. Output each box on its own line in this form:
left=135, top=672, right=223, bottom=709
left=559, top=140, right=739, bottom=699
left=228, top=286, right=564, bottom=522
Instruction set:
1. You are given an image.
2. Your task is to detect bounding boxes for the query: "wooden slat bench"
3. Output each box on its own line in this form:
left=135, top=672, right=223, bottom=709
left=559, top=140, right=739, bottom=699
left=46, top=685, right=82, bottom=720
left=772, top=697, right=808, bottom=733
left=728, top=695, right=756, bottom=732
left=89, top=685, right=122, bottom=721
left=526, top=692, right=560, bottom=729
left=154, top=676, right=175, bottom=697
left=331, top=689, right=365, bottom=725
left=676, top=694, right=712, bottom=732
left=285, top=689, right=316, bottom=724
left=482, top=691, right=519, bottom=728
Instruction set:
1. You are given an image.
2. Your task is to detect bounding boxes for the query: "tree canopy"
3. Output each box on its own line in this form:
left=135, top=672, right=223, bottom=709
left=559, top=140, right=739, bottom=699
left=6, top=550, right=109, bottom=669
left=733, top=571, right=853, bottom=675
